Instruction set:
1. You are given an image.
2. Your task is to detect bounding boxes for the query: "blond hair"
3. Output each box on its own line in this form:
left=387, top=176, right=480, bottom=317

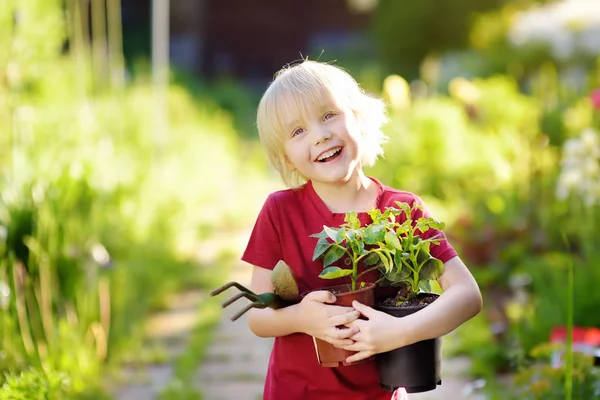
left=256, top=60, right=388, bottom=188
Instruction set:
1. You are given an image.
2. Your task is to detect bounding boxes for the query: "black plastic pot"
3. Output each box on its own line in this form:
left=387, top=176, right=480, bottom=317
left=374, top=293, right=441, bottom=393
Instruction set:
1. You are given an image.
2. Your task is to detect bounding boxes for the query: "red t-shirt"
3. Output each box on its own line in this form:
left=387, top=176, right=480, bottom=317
left=242, top=177, right=457, bottom=400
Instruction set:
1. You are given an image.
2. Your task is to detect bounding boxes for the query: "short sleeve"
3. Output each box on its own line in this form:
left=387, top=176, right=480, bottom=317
left=241, top=194, right=283, bottom=270
left=411, top=195, right=457, bottom=263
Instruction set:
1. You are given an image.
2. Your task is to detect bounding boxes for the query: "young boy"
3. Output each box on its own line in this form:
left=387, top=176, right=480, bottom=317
left=242, top=60, right=482, bottom=400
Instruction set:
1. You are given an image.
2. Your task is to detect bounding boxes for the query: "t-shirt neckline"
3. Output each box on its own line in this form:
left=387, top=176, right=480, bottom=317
left=305, top=177, right=385, bottom=222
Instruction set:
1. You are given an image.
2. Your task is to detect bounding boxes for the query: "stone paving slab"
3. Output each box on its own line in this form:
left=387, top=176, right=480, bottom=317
left=196, top=277, right=272, bottom=400
left=115, top=364, right=174, bottom=400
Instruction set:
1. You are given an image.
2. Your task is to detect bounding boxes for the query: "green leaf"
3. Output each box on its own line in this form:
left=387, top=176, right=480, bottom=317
left=377, top=251, right=391, bottom=273
left=392, top=253, right=411, bottom=278
left=323, top=244, right=346, bottom=267
left=419, top=257, right=444, bottom=281
left=363, top=252, right=380, bottom=266
left=356, top=240, right=365, bottom=255
left=367, top=208, right=381, bottom=222
left=364, top=225, right=385, bottom=244
left=344, top=211, right=360, bottom=230
left=394, top=251, right=410, bottom=271
left=419, top=280, right=432, bottom=293
left=416, top=246, right=430, bottom=265
left=310, top=229, right=329, bottom=240
left=401, top=237, right=410, bottom=250
left=381, top=208, right=394, bottom=221
left=382, top=268, right=410, bottom=284
left=312, top=238, right=332, bottom=261
left=395, top=201, right=412, bottom=220
left=385, top=231, right=402, bottom=250
left=394, top=225, right=408, bottom=236
left=324, top=226, right=341, bottom=242
left=319, top=266, right=354, bottom=279
left=345, top=229, right=356, bottom=242
left=431, top=221, right=445, bottom=230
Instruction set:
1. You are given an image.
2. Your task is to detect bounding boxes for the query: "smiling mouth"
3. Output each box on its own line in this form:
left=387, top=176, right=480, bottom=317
left=315, top=147, right=343, bottom=162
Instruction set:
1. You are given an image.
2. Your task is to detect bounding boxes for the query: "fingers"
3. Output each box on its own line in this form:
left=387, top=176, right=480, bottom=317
left=304, top=290, right=336, bottom=304
left=339, top=333, right=371, bottom=352
left=330, top=310, right=360, bottom=327
left=323, top=326, right=358, bottom=347
left=345, top=350, right=375, bottom=364
left=352, top=300, right=377, bottom=318
left=327, top=336, right=355, bottom=347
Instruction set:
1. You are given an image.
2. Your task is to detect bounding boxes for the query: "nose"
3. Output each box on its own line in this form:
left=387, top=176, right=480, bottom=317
left=312, top=125, right=332, bottom=145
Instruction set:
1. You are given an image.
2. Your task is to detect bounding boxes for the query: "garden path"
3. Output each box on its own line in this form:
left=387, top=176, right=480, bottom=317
left=114, top=289, right=204, bottom=400
left=113, top=228, right=252, bottom=400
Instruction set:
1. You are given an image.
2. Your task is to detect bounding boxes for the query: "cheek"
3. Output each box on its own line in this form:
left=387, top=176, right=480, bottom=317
left=282, top=144, right=300, bottom=167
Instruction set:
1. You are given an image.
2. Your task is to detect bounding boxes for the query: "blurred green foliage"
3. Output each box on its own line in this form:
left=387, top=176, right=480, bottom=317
left=372, top=0, right=505, bottom=79
left=3, top=0, right=599, bottom=397
left=508, top=343, right=599, bottom=399
left=512, top=252, right=600, bottom=354
left=366, top=44, right=600, bottom=392
left=0, top=0, right=272, bottom=398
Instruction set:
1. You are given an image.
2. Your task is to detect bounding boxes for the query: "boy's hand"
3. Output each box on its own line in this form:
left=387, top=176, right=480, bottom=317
left=296, top=291, right=360, bottom=347
left=341, top=300, right=405, bottom=363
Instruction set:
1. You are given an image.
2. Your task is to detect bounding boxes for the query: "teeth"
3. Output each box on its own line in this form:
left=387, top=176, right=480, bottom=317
left=317, top=147, right=341, bottom=161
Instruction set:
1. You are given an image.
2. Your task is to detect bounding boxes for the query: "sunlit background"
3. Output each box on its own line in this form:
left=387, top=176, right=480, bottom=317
left=1, top=0, right=599, bottom=399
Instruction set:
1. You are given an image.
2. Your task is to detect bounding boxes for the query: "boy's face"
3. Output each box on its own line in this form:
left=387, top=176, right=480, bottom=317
left=282, top=100, right=363, bottom=186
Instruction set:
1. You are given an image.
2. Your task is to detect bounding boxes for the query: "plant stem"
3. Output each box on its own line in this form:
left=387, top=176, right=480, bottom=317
left=91, top=0, right=108, bottom=89
left=357, top=266, right=380, bottom=280
left=351, top=250, right=373, bottom=291
left=351, top=259, right=358, bottom=291
left=407, top=226, right=419, bottom=296
left=13, top=262, right=35, bottom=357
left=410, top=256, right=419, bottom=296
left=106, top=0, right=125, bottom=89
left=565, top=256, right=573, bottom=400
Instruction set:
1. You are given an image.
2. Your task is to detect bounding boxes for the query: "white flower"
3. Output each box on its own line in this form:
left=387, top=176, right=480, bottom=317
left=562, top=138, right=584, bottom=159
left=583, top=158, right=600, bottom=176
left=581, top=128, right=600, bottom=153
left=558, top=168, right=583, bottom=188
left=509, top=0, right=600, bottom=60
left=91, top=243, right=111, bottom=267
left=0, top=281, right=10, bottom=310
left=556, top=128, right=600, bottom=205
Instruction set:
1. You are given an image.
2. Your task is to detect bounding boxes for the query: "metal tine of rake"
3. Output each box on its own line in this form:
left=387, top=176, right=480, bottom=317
left=210, top=281, right=269, bottom=321
left=231, top=302, right=264, bottom=322
left=221, top=291, right=264, bottom=308
left=210, top=281, right=254, bottom=297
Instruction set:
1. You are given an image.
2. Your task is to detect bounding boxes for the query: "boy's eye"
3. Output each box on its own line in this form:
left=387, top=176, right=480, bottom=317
left=292, top=127, right=305, bottom=137
left=323, top=112, right=338, bottom=121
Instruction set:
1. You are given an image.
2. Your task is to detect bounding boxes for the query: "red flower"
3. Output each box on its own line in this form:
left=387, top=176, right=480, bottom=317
left=591, top=88, right=600, bottom=110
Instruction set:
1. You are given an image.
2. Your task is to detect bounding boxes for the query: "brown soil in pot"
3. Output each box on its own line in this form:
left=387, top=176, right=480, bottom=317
left=379, top=292, right=438, bottom=308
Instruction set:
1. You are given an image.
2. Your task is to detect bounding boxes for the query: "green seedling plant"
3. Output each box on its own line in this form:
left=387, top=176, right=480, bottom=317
left=312, top=201, right=446, bottom=303
left=372, top=202, right=446, bottom=304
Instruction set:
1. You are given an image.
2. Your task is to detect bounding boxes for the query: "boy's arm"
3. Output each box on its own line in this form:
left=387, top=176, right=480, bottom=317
left=246, top=266, right=360, bottom=346
left=246, top=265, right=300, bottom=337
left=400, top=255, right=483, bottom=343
